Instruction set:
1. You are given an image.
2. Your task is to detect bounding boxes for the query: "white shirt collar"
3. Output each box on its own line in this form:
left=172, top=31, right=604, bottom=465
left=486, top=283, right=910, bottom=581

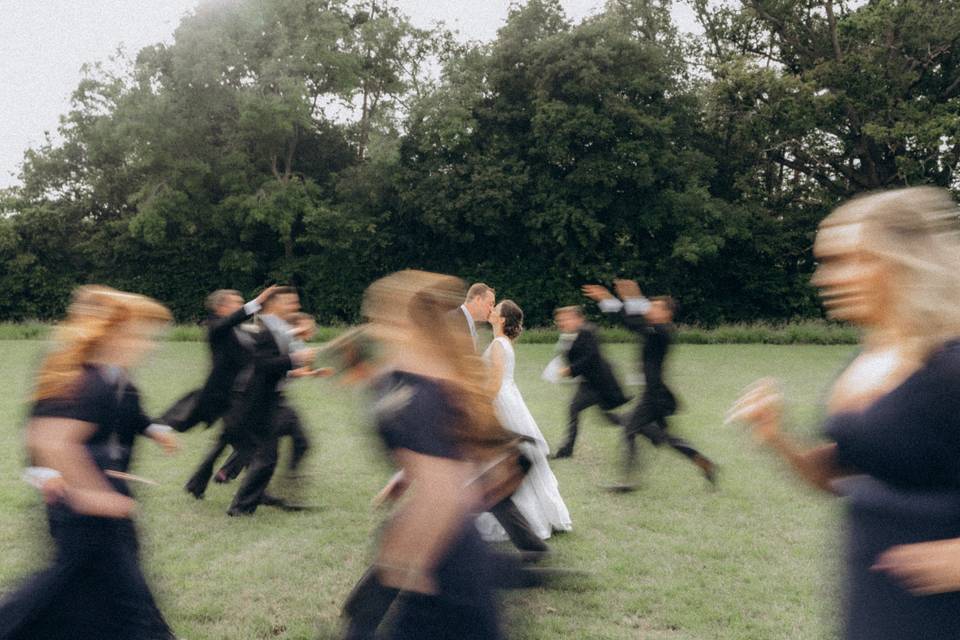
left=460, top=304, right=477, bottom=337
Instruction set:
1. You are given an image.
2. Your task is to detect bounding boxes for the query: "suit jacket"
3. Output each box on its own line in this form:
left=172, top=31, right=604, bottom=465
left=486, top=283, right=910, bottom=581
left=619, top=312, right=677, bottom=415
left=446, top=306, right=478, bottom=354
left=566, top=322, right=628, bottom=410
left=195, top=306, right=257, bottom=420
left=225, top=318, right=296, bottom=444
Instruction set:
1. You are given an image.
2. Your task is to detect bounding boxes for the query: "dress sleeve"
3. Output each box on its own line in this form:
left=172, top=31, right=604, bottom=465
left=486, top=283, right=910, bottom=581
left=30, top=373, right=107, bottom=425
left=378, top=380, right=460, bottom=459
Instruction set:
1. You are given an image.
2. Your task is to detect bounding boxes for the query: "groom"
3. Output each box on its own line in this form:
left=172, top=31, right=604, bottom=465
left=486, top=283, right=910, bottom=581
left=449, top=282, right=548, bottom=554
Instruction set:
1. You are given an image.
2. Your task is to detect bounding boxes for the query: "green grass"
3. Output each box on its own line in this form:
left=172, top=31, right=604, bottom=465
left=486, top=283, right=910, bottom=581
left=0, top=340, right=855, bottom=639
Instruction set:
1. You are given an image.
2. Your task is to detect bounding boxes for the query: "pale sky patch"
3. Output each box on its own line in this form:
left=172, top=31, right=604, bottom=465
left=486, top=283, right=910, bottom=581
left=0, top=1, right=699, bottom=188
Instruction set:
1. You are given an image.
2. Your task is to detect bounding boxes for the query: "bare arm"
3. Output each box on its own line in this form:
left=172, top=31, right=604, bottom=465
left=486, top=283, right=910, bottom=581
left=376, top=449, right=476, bottom=594
left=485, top=340, right=505, bottom=398
left=27, top=418, right=135, bottom=518
left=728, top=379, right=852, bottom=493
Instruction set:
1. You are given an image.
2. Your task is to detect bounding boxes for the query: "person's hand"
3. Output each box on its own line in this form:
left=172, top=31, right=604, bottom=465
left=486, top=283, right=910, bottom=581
left=614, top=279, right=642, bottom=299
left=40, top=476, right=67, bottom=505
left=874, top=539, right=960, bottom=595
left=581, top=284, right=614, bottom=302
left=726, top=378, right=784, bottom=444
left=372, top=472, right=407, bottom=508
left=560, top=367, right=571, bottom=378
left=253, top=284, right=279, bottom=306
left=152, top=430, right=179, bottom=455
left=312, top=367, right=335, bottom=378
left=292, top=347, right=318, bottom=367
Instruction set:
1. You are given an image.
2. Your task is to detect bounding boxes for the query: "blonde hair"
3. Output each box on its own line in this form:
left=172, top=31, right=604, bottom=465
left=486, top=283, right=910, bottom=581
left=822, top=186, right=960, bottom=356
left=363, top=270, right=507, bottom=451
left=35, top=286, right=172, bottom=401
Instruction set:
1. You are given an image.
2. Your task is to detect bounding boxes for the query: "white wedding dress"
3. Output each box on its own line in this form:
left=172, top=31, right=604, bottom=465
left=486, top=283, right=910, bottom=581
left=476, top=336, right=573, bottom=541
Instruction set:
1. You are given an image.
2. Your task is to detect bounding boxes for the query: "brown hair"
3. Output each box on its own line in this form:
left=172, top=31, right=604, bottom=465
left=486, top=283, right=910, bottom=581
left=465, top=282, right=494, bottom=303
left=364, top=271, right=507, bottom=452
left=205, top=289, right=241, bottom=313
left=35, top=286, right=172, bottom=401
left=554, top=305, right=584, bottom=318
left=499, top=300, right=524, bottom=340
left=262, top=286, right=298, bottom=306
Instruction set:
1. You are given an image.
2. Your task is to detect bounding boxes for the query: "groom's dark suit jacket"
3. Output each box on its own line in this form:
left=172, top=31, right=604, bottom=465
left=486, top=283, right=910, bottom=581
left=566, top=322, right=629, bottom=410
left=162, top=305, right=256, bottom=431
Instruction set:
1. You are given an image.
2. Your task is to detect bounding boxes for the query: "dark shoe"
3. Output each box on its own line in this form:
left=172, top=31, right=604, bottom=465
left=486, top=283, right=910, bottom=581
left=694, top=455, right=718, bottom=488
left=259, top=493, right=286, bottom=507
left=551, top=446, right=573, bottom=460
left=184, top=482, right=205, bottom=500
left=226, top=507, right=254, bottom=517
left=604, top=483, right=639, bottom=493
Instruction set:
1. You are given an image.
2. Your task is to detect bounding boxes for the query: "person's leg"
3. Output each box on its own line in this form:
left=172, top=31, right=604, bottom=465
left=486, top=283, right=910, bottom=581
left=554, top=385, right=597, bottom=458
left=487, top=498, right=549, bottom=553
left=658, top=419, right=718, bottom=485
left=228, top=437, right=279, bottom=515
left=340, top=567, right=399, bottom=640
left=184, top=432, right=230, bottom=498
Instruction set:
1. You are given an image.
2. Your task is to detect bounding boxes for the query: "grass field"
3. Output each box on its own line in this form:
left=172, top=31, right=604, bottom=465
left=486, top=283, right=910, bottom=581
left=0, top=340, right=855, bottom=639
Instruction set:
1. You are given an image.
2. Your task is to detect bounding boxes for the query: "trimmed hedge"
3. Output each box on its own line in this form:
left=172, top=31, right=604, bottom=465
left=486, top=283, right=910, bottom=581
left=0, top=320, right=858, bottom=345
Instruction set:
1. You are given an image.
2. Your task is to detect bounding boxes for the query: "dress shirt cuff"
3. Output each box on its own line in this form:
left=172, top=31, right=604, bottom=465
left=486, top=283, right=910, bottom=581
left=597, top=298, right=624, bottom=313
left=243, top=300, right=262, bottom=315
left=146, top=423, right=174, bottom=437
left=623, top=297, right=651, bottom=316
left=23, top=466, right=62, bottom=490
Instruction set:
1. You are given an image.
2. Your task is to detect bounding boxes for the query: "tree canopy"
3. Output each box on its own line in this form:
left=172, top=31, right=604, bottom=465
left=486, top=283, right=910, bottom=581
left=3, top=0, right=959, bottom=325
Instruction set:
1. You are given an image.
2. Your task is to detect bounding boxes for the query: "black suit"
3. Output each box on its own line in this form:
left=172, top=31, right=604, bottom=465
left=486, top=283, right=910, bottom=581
left=227, top=319, right=298, bottom=515
left=161, top=305, right=256, bottom=431
left=616, top=312, right=706, bottom=475
left=555, top=322, right=629, bottom=456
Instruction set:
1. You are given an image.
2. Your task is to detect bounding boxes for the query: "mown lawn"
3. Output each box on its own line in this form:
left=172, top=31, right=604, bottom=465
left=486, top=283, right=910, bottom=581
left=0, top=340, right=854, bottom=639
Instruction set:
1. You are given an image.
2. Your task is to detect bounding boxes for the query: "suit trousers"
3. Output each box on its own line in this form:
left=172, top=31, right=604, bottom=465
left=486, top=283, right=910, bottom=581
left=559, top=384, right=623, bottom=453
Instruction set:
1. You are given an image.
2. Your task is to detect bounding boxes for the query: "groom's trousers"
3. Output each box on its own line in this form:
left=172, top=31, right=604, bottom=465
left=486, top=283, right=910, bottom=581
left=558, top=384, right=624, bottom=455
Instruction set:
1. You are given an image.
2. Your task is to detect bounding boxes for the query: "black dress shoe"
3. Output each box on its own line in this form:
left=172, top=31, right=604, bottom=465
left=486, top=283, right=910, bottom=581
left=226, top=507, right=254, bottom=517
left=184, top=483, right=204, bottom=500
left=551, top=447, right=573, bottom=460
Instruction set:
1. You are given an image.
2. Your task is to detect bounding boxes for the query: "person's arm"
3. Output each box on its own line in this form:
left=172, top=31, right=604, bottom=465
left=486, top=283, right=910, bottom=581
left=874, top=538, right=960, bottom=595
left=375, top=448, right=476, bottom=594
left=727, top=378, right=852, bottom=493
left=485, top=341, right=506, bottom=398
left=208, top=285, right=279, bottom=339
left=26, top=418, right=136, bottom=518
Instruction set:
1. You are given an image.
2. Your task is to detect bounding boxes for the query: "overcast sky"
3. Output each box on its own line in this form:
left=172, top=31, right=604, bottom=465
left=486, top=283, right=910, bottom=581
left=0, top=1, right=699, bottom=188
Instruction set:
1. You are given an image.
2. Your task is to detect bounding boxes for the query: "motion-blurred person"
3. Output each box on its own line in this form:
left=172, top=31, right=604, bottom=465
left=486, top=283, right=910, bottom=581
left=161, top=285, right=277, bottom=433
left=584, top=280, right=717, bottom=488
left=343, top=271, right=505, bottom=639
left=729, top=187, right=960, bottom=640
left=226, top=287, right=317, bottom=516
left=551, top=305, right=629, bottom=459
left=214, top=311, right=330, bottom=484
left=0, top=286, right=178, bottom=640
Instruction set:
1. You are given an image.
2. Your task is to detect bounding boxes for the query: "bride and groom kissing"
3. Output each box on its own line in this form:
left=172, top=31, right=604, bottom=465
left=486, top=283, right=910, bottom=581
left=452, top=283, right=573, bottom=550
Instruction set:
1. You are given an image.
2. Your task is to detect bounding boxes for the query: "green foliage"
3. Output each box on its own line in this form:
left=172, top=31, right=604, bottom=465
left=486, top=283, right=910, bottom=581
left=2, top=0, right=958, bottom=326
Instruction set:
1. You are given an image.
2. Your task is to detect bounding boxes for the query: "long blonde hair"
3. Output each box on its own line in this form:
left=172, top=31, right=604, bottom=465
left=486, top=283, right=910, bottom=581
left=822, top=186, right=960, bottom=357
left=362, top=270, right=506, bottom=451
left=34, top=285, right=172, bottom=401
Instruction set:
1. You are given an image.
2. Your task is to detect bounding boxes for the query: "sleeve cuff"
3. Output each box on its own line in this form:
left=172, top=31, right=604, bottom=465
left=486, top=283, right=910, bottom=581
left=597, top=298, right=624, bottom=313
left=243, top=300, right=262, bottom=315
left=23, top=466, right=62, bottom=489
left=623, top=297, right=651, bottom=316
left=146, top=423, right=174, bottom=437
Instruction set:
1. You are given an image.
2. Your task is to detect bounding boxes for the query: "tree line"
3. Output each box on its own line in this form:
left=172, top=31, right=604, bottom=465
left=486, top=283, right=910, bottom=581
left=2, top=0, right=959, bottom=325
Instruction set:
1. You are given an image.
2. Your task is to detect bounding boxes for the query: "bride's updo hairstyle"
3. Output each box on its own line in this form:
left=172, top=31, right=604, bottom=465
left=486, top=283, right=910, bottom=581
left=499, top=300, right=524, bottom=340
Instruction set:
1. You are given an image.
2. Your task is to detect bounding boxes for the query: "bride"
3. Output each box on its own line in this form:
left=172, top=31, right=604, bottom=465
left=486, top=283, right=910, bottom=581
left=476, top=300, right=572, bottom=542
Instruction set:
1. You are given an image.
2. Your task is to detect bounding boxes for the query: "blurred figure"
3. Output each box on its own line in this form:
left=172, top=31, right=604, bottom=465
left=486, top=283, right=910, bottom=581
left=214, top=311, right=330, bottom=485
left=226, top=287, right=317, bottom=516
left=728, top=187, right=960, bottom=639
left=475, top=300, right=572, bottom=542
left=584, top=280, right=716, bottom=488
left=0, top=286, right=177, bottom=640
left=161, top=285, right=277, bottom=433
left=551, top=305, right=629, bottom=459
left=342, top=270, right=505, bottom=640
